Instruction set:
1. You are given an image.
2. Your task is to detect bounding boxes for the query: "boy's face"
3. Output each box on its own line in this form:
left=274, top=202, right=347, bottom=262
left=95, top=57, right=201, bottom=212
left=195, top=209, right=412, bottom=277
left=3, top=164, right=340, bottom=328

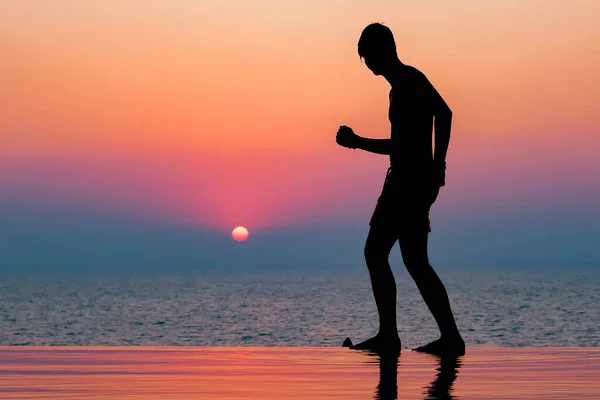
left=362, top=52, right=386, bottom=76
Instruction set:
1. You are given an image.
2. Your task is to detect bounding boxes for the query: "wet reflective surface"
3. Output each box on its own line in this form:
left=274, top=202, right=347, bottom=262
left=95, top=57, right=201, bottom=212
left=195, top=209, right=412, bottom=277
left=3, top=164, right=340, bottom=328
left=0, top=347, right=598, bottom=399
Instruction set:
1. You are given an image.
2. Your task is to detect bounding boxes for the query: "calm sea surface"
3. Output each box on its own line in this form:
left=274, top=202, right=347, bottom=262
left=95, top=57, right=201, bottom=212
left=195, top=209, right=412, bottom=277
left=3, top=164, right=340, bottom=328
left=1, top=268, right=598, bottom=347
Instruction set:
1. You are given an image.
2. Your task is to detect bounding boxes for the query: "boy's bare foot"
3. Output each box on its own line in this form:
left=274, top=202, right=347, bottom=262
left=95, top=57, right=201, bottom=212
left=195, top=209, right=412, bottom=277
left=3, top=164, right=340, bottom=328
left=413, top=336, right=465, bottom=357
left=350, top=334, right=401, bottom=355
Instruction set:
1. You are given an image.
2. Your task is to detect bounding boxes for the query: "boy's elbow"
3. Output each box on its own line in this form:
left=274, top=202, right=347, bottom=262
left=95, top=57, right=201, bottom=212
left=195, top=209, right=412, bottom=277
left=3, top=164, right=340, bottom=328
left=443, top=104, right=452, bottom=117
left=436, top=107, right=452, bottom=120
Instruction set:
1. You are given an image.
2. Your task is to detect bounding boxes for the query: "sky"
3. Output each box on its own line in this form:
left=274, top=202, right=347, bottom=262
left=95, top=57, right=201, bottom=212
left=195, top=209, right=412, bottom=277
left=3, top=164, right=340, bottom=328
left=1, top=0, right=599, bottom=272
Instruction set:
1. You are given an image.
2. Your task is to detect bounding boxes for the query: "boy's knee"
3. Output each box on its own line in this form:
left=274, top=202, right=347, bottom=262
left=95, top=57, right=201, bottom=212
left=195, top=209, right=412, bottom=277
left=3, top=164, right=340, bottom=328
left=364, top=244, right=387, bottom=267
left=404, top=260, right=433, bottom=278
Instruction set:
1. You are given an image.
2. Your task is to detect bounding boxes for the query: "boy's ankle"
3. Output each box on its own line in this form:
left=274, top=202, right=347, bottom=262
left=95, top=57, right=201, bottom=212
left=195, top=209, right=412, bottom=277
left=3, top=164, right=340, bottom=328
left=378, top=331, right=400, bottom=340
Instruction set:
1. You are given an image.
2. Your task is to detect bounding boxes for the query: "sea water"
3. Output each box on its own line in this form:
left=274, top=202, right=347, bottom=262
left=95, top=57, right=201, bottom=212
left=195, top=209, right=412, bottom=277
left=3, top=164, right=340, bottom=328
left=1, top=268, right=598, bottom=347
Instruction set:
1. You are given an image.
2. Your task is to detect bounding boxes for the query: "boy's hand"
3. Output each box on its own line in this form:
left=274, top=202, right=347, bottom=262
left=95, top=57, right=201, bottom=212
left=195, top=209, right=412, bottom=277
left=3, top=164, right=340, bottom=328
left=430, top=160, right=446, bottom=206
left=432, top=160, right=446, bottom=187
left=336, top=125, right=360, bottom=149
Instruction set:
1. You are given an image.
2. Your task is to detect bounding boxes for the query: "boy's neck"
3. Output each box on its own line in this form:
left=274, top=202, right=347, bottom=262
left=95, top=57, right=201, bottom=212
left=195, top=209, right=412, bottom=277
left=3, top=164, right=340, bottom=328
left=384, top=58, right=406, bottom=88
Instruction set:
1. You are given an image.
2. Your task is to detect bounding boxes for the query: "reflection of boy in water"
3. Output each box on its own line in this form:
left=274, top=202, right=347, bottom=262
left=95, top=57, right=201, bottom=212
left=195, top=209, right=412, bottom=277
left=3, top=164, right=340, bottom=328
left=373, top=353, right=461, bottom=400
left=336, top=23, right=465, bottom=356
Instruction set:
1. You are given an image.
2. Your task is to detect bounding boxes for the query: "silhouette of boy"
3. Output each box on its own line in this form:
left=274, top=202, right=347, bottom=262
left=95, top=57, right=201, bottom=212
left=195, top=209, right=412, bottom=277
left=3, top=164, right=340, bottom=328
left=336, top=23, right=465, bottom=356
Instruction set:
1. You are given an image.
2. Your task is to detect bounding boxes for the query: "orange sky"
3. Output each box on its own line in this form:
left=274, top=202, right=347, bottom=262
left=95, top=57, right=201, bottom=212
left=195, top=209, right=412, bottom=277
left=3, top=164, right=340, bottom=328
left=2, top=0, right=599, bottom=230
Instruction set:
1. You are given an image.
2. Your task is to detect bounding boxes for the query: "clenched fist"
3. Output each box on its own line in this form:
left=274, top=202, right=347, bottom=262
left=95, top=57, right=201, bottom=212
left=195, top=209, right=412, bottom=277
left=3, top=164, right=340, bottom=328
left=336, top=125, right=360, bottom=149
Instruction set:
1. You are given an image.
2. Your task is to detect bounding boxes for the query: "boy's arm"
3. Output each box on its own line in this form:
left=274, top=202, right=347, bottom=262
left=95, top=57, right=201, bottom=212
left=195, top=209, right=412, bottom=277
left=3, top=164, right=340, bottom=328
left=336, top=125, right=393, bottom=155
left=355, top=137, right=393, bottom=155
left=425, top=78, right=452, bottom=186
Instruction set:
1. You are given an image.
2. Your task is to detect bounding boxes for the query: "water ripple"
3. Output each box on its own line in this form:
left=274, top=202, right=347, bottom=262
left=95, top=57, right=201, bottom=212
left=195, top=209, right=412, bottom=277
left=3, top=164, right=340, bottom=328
left=0, top=269, right=598, bottom=347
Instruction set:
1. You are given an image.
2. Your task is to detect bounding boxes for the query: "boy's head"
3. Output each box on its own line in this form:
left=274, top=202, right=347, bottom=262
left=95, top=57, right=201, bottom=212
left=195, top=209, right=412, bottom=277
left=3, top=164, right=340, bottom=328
left=358, top=23, right=397, bottom=75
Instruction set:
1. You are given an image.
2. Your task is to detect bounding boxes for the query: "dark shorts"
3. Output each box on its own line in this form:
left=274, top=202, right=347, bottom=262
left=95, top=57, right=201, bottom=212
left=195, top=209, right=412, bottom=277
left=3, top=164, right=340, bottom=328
left=369, top=168, right=432, bottom=233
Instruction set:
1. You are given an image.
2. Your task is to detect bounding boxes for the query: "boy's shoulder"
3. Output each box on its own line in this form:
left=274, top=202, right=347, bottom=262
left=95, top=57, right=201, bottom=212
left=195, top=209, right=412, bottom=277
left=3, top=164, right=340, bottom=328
left=403, top=64, right=429, bottom=83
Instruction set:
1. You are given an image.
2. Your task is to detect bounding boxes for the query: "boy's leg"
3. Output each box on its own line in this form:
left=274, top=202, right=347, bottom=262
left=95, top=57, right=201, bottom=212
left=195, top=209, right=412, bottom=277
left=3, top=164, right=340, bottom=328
left=398, top=229, right=465, bottom=356
left=351, top=221, right=401, bottom=352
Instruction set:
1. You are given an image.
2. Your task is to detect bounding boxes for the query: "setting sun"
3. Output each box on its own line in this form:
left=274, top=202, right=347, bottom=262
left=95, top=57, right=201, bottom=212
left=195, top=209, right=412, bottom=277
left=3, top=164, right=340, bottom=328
left=232, top=226, right=249, bottom=242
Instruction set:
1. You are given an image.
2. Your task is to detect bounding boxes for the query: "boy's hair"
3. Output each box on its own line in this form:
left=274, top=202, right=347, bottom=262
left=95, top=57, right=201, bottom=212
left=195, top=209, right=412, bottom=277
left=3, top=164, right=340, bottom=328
left=357, top=23, right=397, bottom=59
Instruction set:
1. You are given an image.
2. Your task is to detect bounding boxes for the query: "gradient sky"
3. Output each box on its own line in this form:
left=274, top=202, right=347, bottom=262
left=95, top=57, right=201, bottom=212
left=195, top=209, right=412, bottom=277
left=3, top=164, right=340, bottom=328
left=1, top=1, right=599, bottom=272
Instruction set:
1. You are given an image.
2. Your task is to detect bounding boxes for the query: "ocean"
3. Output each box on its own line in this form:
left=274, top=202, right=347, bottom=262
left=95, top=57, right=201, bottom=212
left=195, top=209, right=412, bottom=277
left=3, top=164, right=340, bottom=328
left=1, top=268, right=598, bottom=347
